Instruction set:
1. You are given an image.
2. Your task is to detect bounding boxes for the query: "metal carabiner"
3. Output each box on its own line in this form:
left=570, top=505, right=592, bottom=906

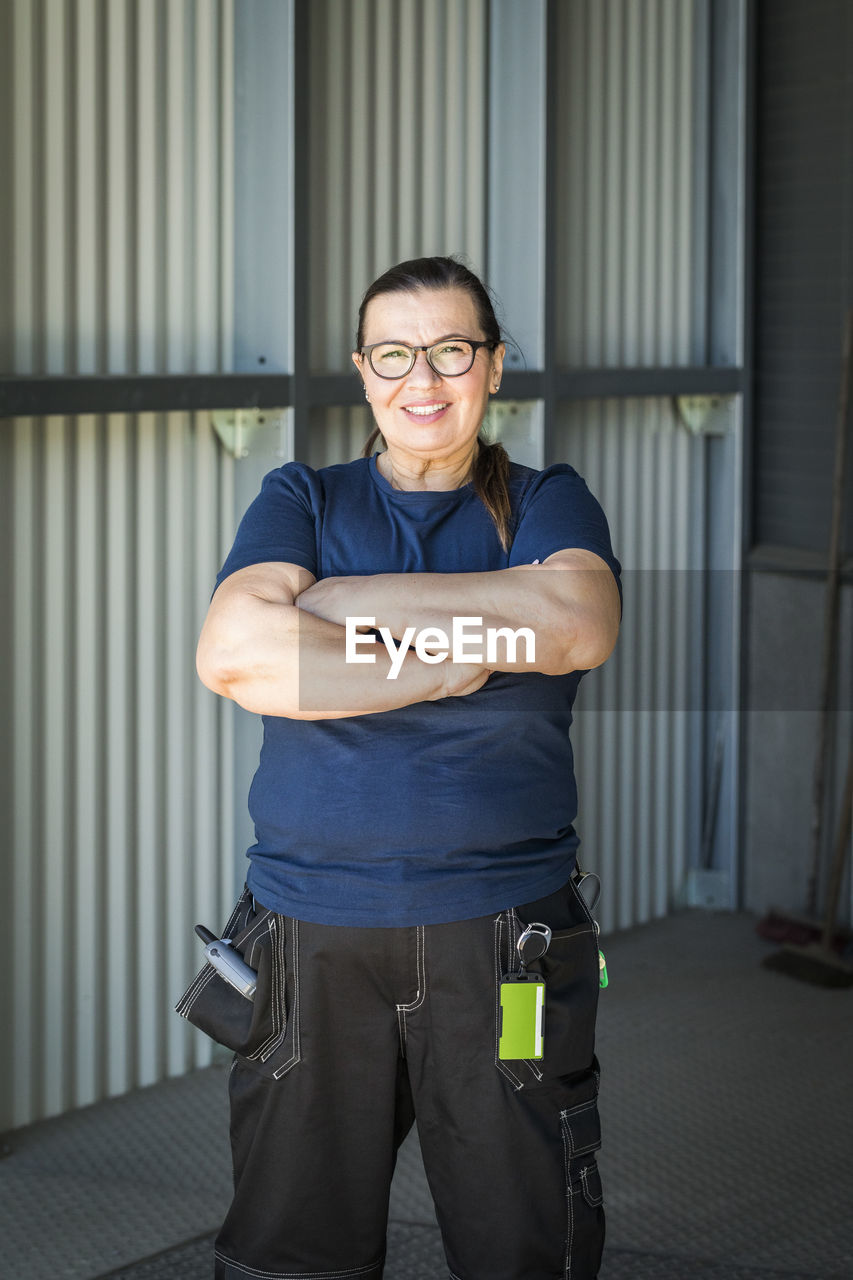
left=516, top=921, right=552, bottom=968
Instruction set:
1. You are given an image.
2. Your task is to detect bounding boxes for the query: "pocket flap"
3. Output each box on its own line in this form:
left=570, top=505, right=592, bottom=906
left=580, top=1162, right=604, bottom=1207
left=560, top=1098, right=601, bottom=1157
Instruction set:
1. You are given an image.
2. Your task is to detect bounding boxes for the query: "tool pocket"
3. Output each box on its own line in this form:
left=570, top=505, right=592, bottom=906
left=561, top=1070, right=605, bottom=1275
left=175, top=886, right=300, bottom=1078
left=535, top=917, right=600, bottom=1081
left=504, top=875, right=600, bottom=1085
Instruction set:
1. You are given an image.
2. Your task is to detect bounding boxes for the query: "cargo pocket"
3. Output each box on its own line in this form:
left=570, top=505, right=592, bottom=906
left=561, top=1076, right=605, bottom=1277
left=535, top=915, right=600, bottom=1082
left=175, top=886, right=301, bottom=1079
left=505, top=875, right=600, bottom=1086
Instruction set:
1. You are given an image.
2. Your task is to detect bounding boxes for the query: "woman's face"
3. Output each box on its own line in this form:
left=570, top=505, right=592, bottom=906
left=353, top=286, right=504, bottom=469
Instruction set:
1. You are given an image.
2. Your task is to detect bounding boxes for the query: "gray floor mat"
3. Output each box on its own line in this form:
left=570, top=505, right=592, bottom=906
left=93, top=1232, right=848, bottom=1280
left=2, top=912, right=851, bottom=1279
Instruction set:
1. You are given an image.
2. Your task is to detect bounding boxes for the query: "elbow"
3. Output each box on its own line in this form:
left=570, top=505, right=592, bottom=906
left=545, top=611, right=620, bottom=675
left=196, top=637, right=239, bottom=699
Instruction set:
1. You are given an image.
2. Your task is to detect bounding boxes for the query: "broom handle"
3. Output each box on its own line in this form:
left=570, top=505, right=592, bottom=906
left=806, top=310, right=852, bottom=917
left=820, top=748, right=853, bottom=951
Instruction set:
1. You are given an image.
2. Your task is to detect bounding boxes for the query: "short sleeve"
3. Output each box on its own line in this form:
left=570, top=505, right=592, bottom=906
left=509, top=464, right=622, bottom=599
left=215, top=462, right=320, bottom=591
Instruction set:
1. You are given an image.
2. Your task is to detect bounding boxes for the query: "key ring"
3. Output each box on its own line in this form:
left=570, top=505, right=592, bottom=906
left=516, top=921, right=552, bottom=970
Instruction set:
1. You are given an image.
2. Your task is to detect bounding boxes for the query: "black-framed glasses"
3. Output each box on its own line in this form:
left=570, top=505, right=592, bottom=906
left=359, top=337, right=497, bottom=379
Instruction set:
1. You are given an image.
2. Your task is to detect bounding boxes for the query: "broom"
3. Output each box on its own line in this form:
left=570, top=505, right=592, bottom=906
left=762, top=748, right=853, bottom=987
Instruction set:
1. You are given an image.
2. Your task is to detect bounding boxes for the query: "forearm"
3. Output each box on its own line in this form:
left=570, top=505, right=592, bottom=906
left=200, top=601, right=483, bottom=719
left=296, top=567, right=593, bottom=675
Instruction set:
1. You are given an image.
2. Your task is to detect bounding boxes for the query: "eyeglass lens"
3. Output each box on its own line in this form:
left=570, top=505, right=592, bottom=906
left=369, top=340, right=476, bottom=378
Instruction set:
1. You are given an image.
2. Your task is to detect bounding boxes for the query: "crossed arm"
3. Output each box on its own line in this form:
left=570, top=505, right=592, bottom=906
left=196, top=551, right=620, bottom=720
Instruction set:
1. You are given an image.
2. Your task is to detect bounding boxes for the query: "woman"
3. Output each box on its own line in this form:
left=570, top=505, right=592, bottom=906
left=192, top=256, right=621, bottom=1280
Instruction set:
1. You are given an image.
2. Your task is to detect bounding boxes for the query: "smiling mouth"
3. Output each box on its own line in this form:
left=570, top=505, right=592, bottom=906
left=404, top=403, right=450, bottom=417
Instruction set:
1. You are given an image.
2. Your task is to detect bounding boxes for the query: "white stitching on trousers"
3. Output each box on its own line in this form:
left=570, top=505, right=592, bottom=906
left=213, top=1248, right=383, bottom=1278
left=395, top=925, right=426, bottom=1057
left=273, top=918, right=301, bottom=1078
left=562, top=1117, right=574, bottom=1280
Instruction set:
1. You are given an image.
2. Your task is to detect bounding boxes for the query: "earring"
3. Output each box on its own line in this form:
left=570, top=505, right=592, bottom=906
left=493, top=383, right=500, bottom=393
left=364, top=387, right=370, bottom=402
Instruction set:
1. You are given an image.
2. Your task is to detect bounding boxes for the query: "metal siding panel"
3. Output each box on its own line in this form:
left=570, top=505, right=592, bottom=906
left=165, top=413, right=192, bottom=1074
left=373, top=0, right=397, bottom=269
left=13, top=0, right=37, bottom=372
left=73, top=414, right=101, bottom=1107
left=421, top=4, right=442, bottom=248
left=136, top=1, right=158, bottom=372
left=135, top=414, right=162, bottom=1086
left=5, top=0, right=234, bottom=379
left=348, top=2, right=371, bottom=337
left=309, top=0, right=489, bottom=368
left=166, top=0, right=189, bottom=371
left=445, top=0, right=464, bottom=252
left=622, top=4, right=642, bottom=365
left=43, top=416, right=71, bottom=1114
left=3, top=0, right=236, bottom=1126
left=464, top=0, right=486, bottom=257
left=585, top=0, right=605, bottom=366
left=603, top=1, right=624, bottom=366
left=552, top=0, right=703, bottom=368
left=44, top=0, right=68, bottom=371
left=233, top=0, right=292, bottom=373
left=104, top=415, right=132, bottom=1097
left=12, top=420, right=37, bottom=1126
left=75, top=0, right=99, bottom=372
left=555, top=400, right=706, bottom=934
left=194, top=0, right=217, bottom=371
left=754, top=0, right=853, bottom=552
left=487, top=0, right=546, bottom=370
left=397, top=0, right=420, bottom=258
left=219, top=0, right=234, bottom=369
left=105, top=0, right=130, bottom=373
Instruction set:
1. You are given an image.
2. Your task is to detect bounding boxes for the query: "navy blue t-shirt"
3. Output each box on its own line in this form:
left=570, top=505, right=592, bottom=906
left=215, top=453, right=621, bottom=926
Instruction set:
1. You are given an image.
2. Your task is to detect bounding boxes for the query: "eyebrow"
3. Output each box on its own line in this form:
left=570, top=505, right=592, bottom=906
left=368, top=333, right=478, bottom=346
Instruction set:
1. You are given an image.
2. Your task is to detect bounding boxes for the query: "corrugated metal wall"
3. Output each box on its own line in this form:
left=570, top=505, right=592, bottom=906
left=556, top=0, right=699, bottom=366
left=6, top=0, right=234, bottom=376
left=308, top=0, right=488, bottom=369
left=2, top=0, right=238, bottom=1130
left=753, top=0, right=853, bottom=553
left=1, top=0, right=744, bottom=1127
left=556, top=400, right=708, bottom=934
left=551, top=0, right=730, bottom=933
left=6, top=412, right=235, bottom=1126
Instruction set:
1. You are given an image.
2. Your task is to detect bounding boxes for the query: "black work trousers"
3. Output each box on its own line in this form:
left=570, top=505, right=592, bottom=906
left=212, top=876, right=605, bottom=1280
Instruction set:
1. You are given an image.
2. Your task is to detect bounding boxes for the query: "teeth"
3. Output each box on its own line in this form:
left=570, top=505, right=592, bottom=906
left=406, top=404, right=448, bottom=416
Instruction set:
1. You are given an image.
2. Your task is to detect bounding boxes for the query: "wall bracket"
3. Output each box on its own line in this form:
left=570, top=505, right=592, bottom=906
left=675, top=394, right=733, bottom=436
left=211, top=408, right=291, bottom=460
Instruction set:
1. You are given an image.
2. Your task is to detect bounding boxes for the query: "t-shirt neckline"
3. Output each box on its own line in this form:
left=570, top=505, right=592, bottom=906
left=368, top=451, right=474, bottom=500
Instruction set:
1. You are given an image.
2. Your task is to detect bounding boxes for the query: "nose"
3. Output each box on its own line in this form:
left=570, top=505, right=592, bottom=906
left=405, top=348, right=442, bottom=386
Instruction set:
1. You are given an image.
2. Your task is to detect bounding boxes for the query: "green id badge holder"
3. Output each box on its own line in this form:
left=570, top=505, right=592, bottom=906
left=498, top=973, right=546, bottom=1060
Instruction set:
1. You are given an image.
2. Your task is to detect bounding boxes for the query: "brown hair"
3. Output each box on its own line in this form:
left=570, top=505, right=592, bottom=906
left=356, top=256, right=513, bottom=551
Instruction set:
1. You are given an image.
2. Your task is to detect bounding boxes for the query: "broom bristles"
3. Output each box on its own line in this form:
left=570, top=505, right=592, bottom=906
left=762, top=942, right=853, bottom=989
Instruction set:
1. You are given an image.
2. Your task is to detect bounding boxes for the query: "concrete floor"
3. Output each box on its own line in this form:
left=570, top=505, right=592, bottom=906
left=1, top=911, right=851, bottom=1279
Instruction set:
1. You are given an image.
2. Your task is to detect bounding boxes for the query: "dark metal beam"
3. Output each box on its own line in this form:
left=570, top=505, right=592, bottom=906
left=0, top=366, right=746, bottom=419
left=554, top=366, right=745, bottom=399
left=0, top=374, right=294, bottom=417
